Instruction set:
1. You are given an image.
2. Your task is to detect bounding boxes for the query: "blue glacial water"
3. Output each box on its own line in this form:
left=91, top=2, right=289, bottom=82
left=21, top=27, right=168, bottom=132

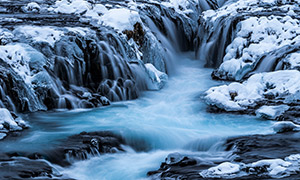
left=0, top=54, right=274, bottom=180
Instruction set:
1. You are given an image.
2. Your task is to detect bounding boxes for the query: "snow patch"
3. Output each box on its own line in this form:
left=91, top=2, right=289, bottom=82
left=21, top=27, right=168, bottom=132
left=201, top=153, right=300, bottom=179
left=14, top=26, right=64, bottom=47
left=145, top=63, right=168, bottom=90
left=205, top=70, right=300, bottom=111
left=0, top=108, right=21, bottom=131
left=51, top=0, right=90, bottom=14
left=256, top=105, right=290, bottom=120
left=100, top=8, right=142, bottom=32
left=272, top=121, right=300, bottom=133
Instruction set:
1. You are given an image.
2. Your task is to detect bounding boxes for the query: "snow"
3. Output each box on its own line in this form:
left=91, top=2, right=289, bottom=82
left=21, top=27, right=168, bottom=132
left=100, top=8, right=142, bottom=32
left=0, top=43, right=48, bottom=85
left=256, top=105, right=290, bottom=120
left=0, top=108, right=21, bottom=131
left=284, top=53, right=300, bottom=70
left=0, top=133, right=6, bottom=140
left=23, top=2, right=41, bottom=13
left=203, top=0, right=300, bottom=80
left=201, top=153, right=300, bottom=179
left=0, top=30, right=14, bottom=45
left=14, top=26, right=64, bottom=47
left=205, top=70, right=300, bottom=111
left=272, top=121, right=300, bottom=133
left=161, top=0, right=192, bottom=13
left=218, top=15, right=300, bottom=80
left=202, top=162, right=240, bottom=176
left=51, top=0, right=90, bottom=14
left=145, top=63, right=168, bottom=90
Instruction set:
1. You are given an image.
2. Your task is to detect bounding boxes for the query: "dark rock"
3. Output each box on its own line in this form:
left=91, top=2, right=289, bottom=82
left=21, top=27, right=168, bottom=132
left=41, top=131, right=126, bottom=166
left=225, top=132, right=300, bottom=163
left=148, top=153, right=219, bottom=180
left=0, top=156, right=73, bottom=180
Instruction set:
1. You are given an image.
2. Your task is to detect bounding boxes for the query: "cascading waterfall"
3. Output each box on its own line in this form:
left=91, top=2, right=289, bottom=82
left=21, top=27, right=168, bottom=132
left=1, top=0, right=295, bottom=180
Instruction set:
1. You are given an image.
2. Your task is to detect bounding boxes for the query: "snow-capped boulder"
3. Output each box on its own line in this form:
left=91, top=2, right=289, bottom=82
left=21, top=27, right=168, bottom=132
left=0, top=108, right=21, bottom=131
left=205, top=70, right=300, bottom=114
left=200, top=162, right=240, bottom=177
left=256, top=105, right=290, bottom=120
left=23, top=2, right=41, bottom=13
left=200, top=156, right=300, bottom=179
left=273, top=121, right=300, bottom=133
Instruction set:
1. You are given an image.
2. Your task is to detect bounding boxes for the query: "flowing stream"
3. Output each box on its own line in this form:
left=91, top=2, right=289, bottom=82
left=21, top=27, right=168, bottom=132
left=0, top=53, right=273, bottom=179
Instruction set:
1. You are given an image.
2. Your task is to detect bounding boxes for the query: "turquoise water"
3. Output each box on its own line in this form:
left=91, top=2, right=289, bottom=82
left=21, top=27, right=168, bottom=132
left=0, top=55, right=273, bottom=179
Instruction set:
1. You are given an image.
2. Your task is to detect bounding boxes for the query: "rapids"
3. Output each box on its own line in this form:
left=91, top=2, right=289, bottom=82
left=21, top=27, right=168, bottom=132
left=0, top=53, right=273, bottom=179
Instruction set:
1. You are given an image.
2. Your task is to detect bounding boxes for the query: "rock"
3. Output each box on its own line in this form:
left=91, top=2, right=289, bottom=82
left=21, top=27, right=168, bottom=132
left=0, top=108, right=21, bottom=131
left=205, top=70, right=300, bottom=120
left=225, top=132, right=300, bottom=164
left=148, top=153, right=215, bottom=180
left=273, top=121, right=300, bottom=133
left=197, top=0, right=300, bottom=81
left=0, top=156, right=72, bottom=179
left=256, top=105, right=290, bottom=120
left=42, top=131, right=126, bottom=166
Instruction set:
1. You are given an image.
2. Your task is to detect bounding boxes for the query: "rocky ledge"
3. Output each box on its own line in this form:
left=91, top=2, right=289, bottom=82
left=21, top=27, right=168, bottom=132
left=148, top=128, right=300, bottom=179
left=0, top=155, right=73, bottom=180
left=0, top=131, right=128, bottom=179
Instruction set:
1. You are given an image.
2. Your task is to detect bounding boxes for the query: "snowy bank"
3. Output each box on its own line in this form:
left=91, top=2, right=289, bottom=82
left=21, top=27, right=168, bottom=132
left=197, top=0, right=300, bottom=80
left=200, top=153, right=300, bottom=179
left=205, top=70, right=300, bottom=118
left=0, top=108, right=28, bottom=140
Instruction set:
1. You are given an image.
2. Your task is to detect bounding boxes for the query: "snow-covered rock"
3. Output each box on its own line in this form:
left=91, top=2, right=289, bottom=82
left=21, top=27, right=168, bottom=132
left=50, top=0, right=91, bottom=14
left=23, top=2, right=41, bottom=13
left=205, top=70, right=300, bottom=112
left=14, top=26, right=64, bottom=47
left=273, top=121, right=300, bottom=133
left=197, top=0, right=300, bottom=80
left=100, top=8, right=142, bottom=32
left=145, top=63, right=168, bottom=90
left=200, top=153, right=300, bottom=179
left=256, top=105, right=290, bottom=120
left=0, top=108, right=21, bottom=131
left=200, top=162, right=240, bottom=177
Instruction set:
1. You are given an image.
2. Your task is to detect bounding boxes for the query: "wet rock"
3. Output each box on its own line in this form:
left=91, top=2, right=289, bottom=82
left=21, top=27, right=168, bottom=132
left=0, top=156, right=72, bottom=179
left=225, top=132, right=300, bottom=164
left=148, top=153, right=217, bottom=180
left=42, top=131, right=126, bottom=166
